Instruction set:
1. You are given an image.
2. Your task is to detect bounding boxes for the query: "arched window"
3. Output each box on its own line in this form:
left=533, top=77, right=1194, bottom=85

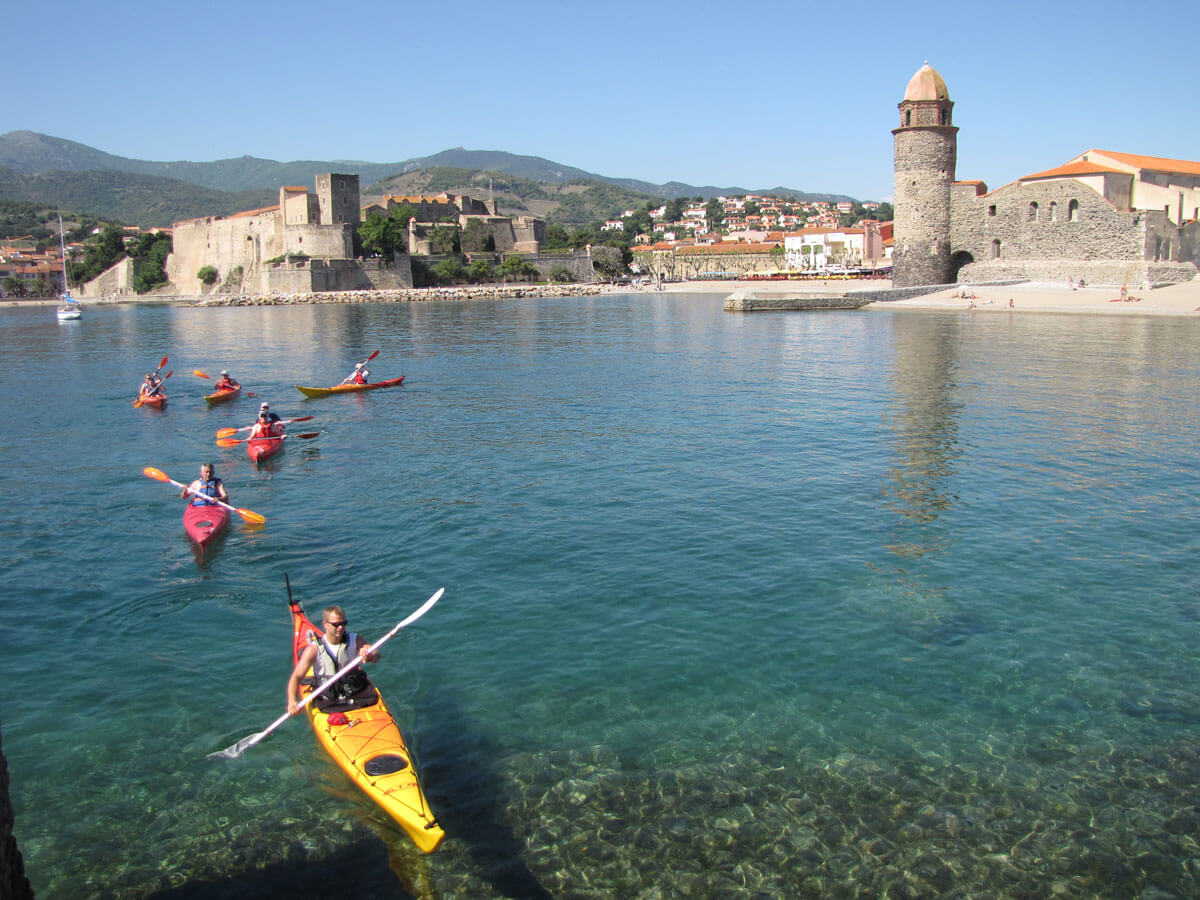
left=1029, top=202, right=1039, bottom=222
left=905, top=109, right=912, bottom=126
left=1050, top=201, right=1058, bottom=222
left=1068, top=199, right=1079, bottom=222
left=991, top=239, right=1002, bottom=259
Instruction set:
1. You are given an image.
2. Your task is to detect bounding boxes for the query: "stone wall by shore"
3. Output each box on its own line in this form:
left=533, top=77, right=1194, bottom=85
left=195, top=282, right=611, bottom=307
left=1, top=727, right=33, bottom=900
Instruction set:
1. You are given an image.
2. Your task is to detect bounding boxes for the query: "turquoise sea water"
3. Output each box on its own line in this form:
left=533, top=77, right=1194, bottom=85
left=2, top=294, right=1198, bottom=898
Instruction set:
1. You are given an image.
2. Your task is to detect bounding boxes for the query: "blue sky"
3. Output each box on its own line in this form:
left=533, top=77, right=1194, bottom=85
left=7, top=0, right=1192, bottom=202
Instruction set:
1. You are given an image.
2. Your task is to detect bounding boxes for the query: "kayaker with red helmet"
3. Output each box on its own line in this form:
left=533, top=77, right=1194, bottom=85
left=286, top=605, right=380, bottom=714
left=181, top=462, right=228, bottom=506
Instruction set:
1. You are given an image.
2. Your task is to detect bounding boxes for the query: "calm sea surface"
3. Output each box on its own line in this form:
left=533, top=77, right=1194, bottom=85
left=2, top=294, right=1198, bottom=898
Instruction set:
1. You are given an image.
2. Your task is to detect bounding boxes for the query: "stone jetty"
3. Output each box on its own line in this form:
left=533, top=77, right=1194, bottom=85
left=195, top=283, right=611, bottom=307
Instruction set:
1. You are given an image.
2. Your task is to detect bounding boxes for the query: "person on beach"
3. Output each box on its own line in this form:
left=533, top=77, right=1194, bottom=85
left=215, top=370, right=240, bottom=392
left=181, top=462, right=227, bottom=506
left=343, top=363, right=370, bottom=385
left=249, top=402, right=284, bottom=439
left=287, top=605, right=380, bottom=713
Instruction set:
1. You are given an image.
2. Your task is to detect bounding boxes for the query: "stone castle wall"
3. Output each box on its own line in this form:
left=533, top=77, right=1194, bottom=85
left=951, top=180, right=1199, bottom=286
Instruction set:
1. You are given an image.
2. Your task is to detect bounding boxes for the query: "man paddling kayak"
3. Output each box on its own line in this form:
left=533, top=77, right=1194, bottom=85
left=249, top=402, right=285, bottom=438
left=342, top=362, right=369, bottom=385
left=214, top=370, right=240, bottom=392
left=141, top=372, right=164, bottom=398
left=286, top=605, right=380, bottom=714
left=181, top=462, right=228, bottom=506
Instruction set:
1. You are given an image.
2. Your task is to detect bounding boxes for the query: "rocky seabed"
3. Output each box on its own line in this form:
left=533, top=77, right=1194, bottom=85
left=194, top=284, right=611, bottom=307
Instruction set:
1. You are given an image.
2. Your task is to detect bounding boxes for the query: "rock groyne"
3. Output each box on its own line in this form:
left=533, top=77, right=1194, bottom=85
left=195, top=283, right=610, bottom=307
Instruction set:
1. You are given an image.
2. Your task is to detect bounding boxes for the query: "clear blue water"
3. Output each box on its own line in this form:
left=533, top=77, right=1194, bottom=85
left=2, top=295, right=1198, bottom=897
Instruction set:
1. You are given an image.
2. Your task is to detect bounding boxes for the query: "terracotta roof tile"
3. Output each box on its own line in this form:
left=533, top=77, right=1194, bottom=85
left=1020, top=160, right=1129, bottom=181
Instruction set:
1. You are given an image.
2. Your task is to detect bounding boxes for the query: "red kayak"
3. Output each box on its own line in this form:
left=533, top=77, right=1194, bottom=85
left=136, top=392, right=167, bottom=409
left=247, top=435, right=284, bottom=463
left=183, top=502, right=230, bottom=548
left=205, top=385, right=241, bottom=405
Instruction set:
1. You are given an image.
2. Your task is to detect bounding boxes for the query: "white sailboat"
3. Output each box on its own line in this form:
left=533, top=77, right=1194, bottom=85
left=55, top=216, right=81, bottom=321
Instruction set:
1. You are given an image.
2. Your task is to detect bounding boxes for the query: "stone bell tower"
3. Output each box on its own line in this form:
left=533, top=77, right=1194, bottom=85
left=892, top=63, right=957, bottom=287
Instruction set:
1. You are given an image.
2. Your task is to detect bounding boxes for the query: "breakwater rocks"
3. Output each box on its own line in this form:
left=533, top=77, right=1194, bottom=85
left=195, top=284, right=611, bottom=307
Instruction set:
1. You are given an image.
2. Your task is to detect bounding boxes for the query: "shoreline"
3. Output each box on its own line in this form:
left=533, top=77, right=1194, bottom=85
left=8, top=276, right=1200, bottom=316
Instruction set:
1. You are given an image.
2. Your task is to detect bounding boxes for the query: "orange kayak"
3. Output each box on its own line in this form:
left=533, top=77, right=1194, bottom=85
left=205, top=385, right=241, bottom=405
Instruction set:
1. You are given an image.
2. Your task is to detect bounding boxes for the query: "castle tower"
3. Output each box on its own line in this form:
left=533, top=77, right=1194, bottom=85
left=892, top=64, right=957, bottom=287
left=315, top=173, right=361, bottom=227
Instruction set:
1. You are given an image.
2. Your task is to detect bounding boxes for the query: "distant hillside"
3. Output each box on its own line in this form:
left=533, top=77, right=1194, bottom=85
left=0, top=167, right=276, bottom=228
left=0, top=131, right=857, bottom=208
left=364, top=167, right=667, bottom=228
left=0, top=131, right=404, bottom=192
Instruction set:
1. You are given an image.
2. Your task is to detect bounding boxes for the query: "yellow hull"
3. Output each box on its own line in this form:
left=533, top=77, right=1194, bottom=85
left=301, top=682, right=445, bottom=852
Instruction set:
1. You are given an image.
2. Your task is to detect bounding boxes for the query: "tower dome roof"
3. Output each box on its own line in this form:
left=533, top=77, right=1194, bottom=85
left=903, top=64, right=950, bottom=101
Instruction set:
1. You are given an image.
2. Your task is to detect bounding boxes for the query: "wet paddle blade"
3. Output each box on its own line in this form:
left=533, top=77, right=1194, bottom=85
left=216, top=427, right=240, bottom=438
left=208, top=729, right=270, bottom=759
left=235, top=507, right=266, bottom=525
left=143, top=467, right=168, bottom=482
left=216, top=438, right=240, bottom=447
left=193, top=369, right=211, bottom=379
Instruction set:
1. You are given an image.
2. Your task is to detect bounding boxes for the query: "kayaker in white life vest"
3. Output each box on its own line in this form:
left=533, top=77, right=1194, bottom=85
left=286, top=605, right=380, bottom=715
left=181, top=462, right=228, bottom=506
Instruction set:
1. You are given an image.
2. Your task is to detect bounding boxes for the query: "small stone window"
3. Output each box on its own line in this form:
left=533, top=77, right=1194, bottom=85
left=987, top=205, right=996, bottom=217
left=991, top=239, right=1001, bottom=259
left=905, top=109, right=912, bottom=126
left=1050, top=201, right=1058, bottom=222
left=1068, top=199, right=1079, bottom=222
left=1029, top=202, right=1039, bottom=222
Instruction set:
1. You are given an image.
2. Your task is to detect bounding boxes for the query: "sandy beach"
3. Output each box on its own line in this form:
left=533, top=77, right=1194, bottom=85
left=10, top=276, right=1200, bottom=315
left=666, top=277, right=1200, bottom=316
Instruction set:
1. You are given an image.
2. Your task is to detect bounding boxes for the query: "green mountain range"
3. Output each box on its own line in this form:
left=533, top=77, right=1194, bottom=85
left=0, top=130, right=856, bottom=230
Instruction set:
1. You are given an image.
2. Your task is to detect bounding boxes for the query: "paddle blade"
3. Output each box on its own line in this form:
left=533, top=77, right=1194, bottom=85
left=288, top=416, right=314, bottom=425
left=208, top=729, right=269, bottom=759
left=143, top=466, right=169, bottom=482
left=215, top=427, right=239, bottom=438
left=294, top=432, right=319, bottom=439
left=366, top=349, right=380, bottom=362
left=133, top=396, right=144, bottom=408
left=193, top=369, right=212, bottom=379
left=216, top=438, right=240, bottom=447
left=158, top=355, right=168, bottom=370
left=235, top=507, right=266, bottom=525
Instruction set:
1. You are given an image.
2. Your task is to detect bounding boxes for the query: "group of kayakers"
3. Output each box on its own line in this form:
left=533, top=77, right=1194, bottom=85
left=148, top=353, right=378, bottom=518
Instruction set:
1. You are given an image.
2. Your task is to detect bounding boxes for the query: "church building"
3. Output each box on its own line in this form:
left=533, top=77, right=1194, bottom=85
left=892, top=64, right=1199, bottom=288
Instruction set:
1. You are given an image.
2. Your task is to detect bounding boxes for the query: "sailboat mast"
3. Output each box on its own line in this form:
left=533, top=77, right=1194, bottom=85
left=58, top=215, right=70, bottom=295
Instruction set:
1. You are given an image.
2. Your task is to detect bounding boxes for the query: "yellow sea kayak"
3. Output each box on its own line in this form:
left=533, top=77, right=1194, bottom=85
left=294, top=376, right=405, bottom=398
left=290, top=596, right=444, bottom=852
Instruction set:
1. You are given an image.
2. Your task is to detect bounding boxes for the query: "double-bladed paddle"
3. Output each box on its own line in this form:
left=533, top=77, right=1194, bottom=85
left=133, top=368, right=172, bottom=407
left=216, top=432, right=319, bottom=447
left=209, top=587, right=444, bottom=759
left=195, top=369, right=256, bottom=397
left=142, top=466, right=266, bottom=525
left=215, top=416, right=312, bottom=439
